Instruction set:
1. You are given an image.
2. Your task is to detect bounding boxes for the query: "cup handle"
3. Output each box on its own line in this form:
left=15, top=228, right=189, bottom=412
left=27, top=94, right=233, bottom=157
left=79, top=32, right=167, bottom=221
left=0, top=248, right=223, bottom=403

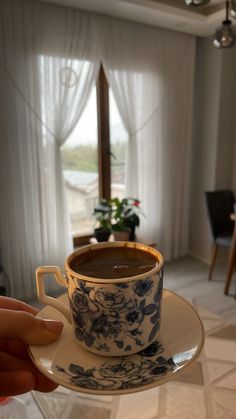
left=36, top=266, right=72, bottom=324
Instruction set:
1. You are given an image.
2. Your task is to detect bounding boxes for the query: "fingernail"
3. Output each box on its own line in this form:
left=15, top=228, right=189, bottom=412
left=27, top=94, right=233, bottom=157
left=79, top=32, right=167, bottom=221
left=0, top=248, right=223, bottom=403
left=43, top=319, right=63, bottom=333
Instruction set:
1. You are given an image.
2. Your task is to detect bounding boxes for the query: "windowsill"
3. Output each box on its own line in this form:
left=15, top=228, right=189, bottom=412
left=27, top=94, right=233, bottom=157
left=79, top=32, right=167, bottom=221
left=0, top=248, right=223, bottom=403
left=73, top=234, right=93, bottom=248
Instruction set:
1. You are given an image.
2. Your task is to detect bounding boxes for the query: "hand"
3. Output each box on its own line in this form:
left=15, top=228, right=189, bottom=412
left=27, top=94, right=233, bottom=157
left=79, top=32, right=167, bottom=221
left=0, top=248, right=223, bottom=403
left=0, top=296, right=63, bottom=397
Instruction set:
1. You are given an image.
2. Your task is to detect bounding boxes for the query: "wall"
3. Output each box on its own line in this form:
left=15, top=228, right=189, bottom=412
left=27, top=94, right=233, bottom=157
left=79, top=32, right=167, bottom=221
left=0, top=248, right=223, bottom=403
left=189, top=37, right=236, bottom=263
left=216, top=50, right=236, bottom=189
left=232, top=124, right=236, bottom=191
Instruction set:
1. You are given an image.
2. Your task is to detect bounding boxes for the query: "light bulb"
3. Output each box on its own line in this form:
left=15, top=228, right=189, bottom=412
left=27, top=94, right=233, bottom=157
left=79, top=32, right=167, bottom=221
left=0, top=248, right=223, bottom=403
left=213, top=21, right=235, bottom=48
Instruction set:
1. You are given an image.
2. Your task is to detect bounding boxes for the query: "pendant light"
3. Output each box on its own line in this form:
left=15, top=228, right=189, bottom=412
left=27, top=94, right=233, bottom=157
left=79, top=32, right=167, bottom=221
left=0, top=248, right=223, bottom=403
left=185, top=0, right=210, bottom=5
left=213, top=1, right=235, bottom=48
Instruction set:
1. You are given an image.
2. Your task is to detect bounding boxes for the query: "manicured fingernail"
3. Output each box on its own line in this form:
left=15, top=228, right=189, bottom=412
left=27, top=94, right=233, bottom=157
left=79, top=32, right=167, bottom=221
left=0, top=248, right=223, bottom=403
left=43, top=319, right=63, bottom=333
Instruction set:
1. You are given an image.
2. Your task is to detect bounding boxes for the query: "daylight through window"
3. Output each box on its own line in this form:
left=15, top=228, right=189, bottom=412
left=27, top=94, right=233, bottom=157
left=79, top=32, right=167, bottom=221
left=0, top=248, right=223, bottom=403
left=61, top=69, right=128, bottom=238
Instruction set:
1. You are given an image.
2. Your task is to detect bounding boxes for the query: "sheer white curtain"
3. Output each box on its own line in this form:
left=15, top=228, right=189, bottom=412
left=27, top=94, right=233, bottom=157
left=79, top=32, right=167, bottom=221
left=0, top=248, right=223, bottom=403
left=0, top=0, right=196, bottom=301
left=0, top=0, right=101, bottom=299
left=103, top=19, right=195, bottom=259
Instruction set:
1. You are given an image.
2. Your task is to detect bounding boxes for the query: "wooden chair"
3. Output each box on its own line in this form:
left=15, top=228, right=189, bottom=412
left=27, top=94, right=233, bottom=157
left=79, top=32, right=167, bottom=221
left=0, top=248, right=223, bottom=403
left=204, top=190, right=235, bottom=281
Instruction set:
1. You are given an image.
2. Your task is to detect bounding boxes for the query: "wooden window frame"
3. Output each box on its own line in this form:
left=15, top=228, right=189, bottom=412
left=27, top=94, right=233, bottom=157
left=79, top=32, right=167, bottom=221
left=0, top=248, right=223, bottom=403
left=73, top=65, right=110, bottom=248
left=97, top=65, right=111, bottom=201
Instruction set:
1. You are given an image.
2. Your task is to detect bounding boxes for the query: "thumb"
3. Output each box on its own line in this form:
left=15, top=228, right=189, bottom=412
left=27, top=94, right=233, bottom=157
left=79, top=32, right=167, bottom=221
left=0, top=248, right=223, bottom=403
left=0, top=309, right=63, bottom=345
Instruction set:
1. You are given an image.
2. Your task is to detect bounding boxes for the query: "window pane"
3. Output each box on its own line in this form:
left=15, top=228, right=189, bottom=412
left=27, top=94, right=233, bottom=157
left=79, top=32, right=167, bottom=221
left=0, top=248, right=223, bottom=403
left=61, top=86, right=98, bottom=236
left=109, top=89, right=129, bottom=200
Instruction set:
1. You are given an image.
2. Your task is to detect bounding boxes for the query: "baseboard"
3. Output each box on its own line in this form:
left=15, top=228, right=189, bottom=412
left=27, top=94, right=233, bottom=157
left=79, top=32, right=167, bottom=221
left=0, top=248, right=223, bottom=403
left=189, top=250, right=229, bottom=266
left=188, top=251, right=210, bottom=265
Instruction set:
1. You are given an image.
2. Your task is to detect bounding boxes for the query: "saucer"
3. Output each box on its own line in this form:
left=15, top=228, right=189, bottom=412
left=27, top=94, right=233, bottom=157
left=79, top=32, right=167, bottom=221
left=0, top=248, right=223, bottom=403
left=28, top=290, right=204, bottom=395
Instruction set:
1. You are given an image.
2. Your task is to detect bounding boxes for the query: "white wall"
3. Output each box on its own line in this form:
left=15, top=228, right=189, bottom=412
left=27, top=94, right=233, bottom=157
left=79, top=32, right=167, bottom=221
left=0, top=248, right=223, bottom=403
left=189, top=37, right=236, bottom=263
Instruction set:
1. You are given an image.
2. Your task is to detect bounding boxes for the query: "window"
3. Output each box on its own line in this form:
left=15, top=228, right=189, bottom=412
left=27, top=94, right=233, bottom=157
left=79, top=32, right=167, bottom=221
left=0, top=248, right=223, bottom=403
left=61, top=66, right=128, bottom=245
left=61, top=87, right=99, bottom=237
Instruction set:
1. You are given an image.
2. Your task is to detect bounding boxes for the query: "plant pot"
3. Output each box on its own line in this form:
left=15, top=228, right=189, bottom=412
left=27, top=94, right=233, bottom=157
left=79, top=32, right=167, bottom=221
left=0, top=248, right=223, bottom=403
left=94, top=227, right=111, bottom=242
left=113, top=230, right=130, bottom=241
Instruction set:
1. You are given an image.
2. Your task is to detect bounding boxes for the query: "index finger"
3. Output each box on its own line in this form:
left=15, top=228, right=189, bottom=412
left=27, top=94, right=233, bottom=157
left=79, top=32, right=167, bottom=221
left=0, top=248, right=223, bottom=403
left=0, top=297, right=38, bottom=315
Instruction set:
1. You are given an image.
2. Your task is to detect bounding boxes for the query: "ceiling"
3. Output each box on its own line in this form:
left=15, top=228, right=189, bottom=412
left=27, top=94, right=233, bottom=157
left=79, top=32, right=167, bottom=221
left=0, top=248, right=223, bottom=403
left=38, top=0, right=231, bottom=37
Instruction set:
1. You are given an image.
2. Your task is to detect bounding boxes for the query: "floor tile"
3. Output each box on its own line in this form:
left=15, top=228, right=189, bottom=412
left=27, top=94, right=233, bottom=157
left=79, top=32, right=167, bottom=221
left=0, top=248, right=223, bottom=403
left=173, top=361, right=203, bottom=385
left=207, top=361, right=235, bottom=383
left=215, top=370, right=236, bottom=391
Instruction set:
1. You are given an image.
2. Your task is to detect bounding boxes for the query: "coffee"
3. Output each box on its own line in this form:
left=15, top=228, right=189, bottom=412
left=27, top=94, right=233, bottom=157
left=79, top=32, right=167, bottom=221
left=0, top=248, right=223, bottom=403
left=70, top=246, right=158, bottom=279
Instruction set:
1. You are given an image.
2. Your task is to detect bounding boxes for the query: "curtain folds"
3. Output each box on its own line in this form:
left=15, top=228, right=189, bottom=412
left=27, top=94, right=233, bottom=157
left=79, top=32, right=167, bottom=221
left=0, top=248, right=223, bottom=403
left=0, top=0, right=195, bottom=299
left=0, top=0, right=101, bottom=299
left=103, top=19, right=195, bottom=259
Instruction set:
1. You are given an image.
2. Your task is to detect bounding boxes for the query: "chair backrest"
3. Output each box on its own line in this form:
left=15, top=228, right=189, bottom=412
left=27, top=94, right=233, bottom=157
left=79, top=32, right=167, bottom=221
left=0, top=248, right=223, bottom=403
left=204, top=190, right=235, bottom=242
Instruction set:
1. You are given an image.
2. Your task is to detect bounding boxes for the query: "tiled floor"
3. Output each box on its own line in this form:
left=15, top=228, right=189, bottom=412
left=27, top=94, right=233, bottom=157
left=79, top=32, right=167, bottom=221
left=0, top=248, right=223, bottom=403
left=164, top=255, right=236, bottom=325
left=31, top=298, right=236, bottom=419
left=3, top=256, right=236, bottom=419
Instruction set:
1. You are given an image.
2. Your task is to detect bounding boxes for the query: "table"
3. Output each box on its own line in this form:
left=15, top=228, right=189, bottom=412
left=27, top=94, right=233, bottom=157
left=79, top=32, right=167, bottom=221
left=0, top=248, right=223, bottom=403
left=224, top=213, right=236, bottom=297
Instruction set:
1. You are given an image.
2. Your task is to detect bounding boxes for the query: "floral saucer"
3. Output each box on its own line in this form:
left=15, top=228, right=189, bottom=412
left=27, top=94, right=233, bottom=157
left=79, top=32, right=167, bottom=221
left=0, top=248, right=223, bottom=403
left=28, top=290, right=204, bottom=396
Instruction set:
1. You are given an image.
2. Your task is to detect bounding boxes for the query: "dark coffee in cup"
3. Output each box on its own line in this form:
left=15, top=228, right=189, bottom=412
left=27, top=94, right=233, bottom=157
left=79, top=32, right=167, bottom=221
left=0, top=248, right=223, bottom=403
left=70, top=246, right=158, bottom=279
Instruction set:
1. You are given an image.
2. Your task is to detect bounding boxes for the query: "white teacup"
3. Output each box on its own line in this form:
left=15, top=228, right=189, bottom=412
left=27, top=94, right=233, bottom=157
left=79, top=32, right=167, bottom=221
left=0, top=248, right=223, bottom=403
left=36, top=241, right=164, bottom=356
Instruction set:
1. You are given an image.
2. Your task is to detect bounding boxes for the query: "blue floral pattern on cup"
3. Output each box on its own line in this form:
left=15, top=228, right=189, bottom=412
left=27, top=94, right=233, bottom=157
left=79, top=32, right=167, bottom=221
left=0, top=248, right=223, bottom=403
left=132, top=278, right=154, bottom=296
left=69, top=269, right=163, bottom=354
left=55, top=340, right=176, bottom=391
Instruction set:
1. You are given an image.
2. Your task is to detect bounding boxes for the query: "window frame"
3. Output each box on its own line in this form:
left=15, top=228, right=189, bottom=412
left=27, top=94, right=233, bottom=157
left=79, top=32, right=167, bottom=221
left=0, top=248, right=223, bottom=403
left=72, top=65, right=111, bottom=248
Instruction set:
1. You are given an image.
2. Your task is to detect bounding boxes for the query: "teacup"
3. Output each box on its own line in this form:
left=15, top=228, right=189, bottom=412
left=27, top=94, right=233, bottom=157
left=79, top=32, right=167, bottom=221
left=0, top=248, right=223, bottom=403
left=36, top=241, right=164, bottom=356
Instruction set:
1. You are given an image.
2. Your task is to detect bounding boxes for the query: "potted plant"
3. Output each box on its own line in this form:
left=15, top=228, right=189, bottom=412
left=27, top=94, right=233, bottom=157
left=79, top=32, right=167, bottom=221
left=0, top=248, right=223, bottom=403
left=111, top=197, right=143, bottom=241
left=93, top=199, right=112, bottom=242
